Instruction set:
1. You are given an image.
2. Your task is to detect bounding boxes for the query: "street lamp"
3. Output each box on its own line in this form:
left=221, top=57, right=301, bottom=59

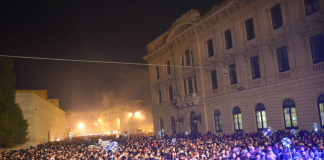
left=78, top=123, right=84, bottom=129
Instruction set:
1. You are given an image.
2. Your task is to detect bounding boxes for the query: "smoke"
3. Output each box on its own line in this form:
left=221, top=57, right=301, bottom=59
left=61, top=64, right=151, bottom=111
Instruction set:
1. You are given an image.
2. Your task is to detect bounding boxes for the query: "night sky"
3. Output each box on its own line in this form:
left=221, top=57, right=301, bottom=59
left=0, top=0, right=223, bottom=110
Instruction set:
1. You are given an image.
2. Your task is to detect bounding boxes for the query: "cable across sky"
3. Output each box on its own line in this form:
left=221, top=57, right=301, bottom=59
left=0, top=54, right=253, bottom=71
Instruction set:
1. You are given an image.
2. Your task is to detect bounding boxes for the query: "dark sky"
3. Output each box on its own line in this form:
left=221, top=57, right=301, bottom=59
left=0, top=0, right=223, bottom=110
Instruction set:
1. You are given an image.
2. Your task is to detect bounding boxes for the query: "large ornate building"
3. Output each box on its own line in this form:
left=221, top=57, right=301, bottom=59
left=143, top=0, right=324, bottom=134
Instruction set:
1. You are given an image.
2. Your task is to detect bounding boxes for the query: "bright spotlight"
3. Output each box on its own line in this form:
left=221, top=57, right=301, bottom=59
left=134, top=112, right=140, bottom=117
left=78, top=123, right=84, bottom=129
left=95, top=123, right=97, bottom=125
left=129, top=113, right=133, bottom=116
left=98, top=119, right=101, bottom=122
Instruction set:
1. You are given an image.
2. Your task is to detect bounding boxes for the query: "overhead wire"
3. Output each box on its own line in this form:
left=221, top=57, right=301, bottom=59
left=0, top=54, right=255, bottom=71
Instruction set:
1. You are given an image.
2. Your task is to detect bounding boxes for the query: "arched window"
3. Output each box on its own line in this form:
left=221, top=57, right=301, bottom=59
left=214, top=110, right=222, bottom=132
left=190, top=111, right=198, bottom=133
left=171, top=116, right=176, bottom=134
left=255, top=103, right=267, bottom=130
left=233, top=107, right=243, bottom=131
left=182, top=50, right=194, bottom=66
left=283, top=99, right=298, bottom=129
left=160, top=118, right=164, bottom=130
left=318, top=94, right=324, bottom=128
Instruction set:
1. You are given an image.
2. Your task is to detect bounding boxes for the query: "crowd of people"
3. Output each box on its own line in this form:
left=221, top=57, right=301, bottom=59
left=1, top=129, right=324, bottom=160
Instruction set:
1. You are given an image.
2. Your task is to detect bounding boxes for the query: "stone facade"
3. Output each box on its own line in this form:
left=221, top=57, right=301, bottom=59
left=15, top=92, right=67, bottom=148
left=143, top=0, right=324, bottom=135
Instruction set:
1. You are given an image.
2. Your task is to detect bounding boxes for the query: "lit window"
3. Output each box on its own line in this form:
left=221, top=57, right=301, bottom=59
left=233, top=107, right=243, bottom=131
left=255, top=103, right=267, bottom=130
left=283, top=99, right=298, bottom=129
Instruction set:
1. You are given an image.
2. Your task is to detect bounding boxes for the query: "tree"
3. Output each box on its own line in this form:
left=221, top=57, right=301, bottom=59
left=0, top=57, right=29, bottom=148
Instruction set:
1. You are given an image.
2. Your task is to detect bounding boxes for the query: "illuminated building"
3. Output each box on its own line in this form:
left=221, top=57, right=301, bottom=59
left=15, top=90, right=67, bottom=148
left=100, top=100, right=154, bottom=134
left=143, top=0, right=324, bottom=134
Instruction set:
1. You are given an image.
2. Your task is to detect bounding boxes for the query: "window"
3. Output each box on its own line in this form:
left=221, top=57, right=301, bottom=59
left=305, top=0, right=320, bottom=15
left=167, top=61, right=171, bottom=75
left=233, top=107, right=243, bottom=131
left=169, top=86, right=173, bottom=100
left=185, top=50, right=191, bottom=66
left=310, top=34, right=324, bottom=64
left=183, top=79, right=187, bottom=95
left=283, top=99, right=298, bottom=129
left=207, top=39, right=214, bottom=57
left=271, top=4, right=283, bottom=30
left=245, top=18, right=255, bottom=41
left=317, top=94, right=324, bottom=128
left=225, top=30, right=233, bottom=49
left=171, top=116, right=176, bottom=134
left=211, top=70, right=218, bottom=89
left=160, top=118, right=164, bottom=130
left=214, top=110, right=222, bottom=132
left=276, top=46, right=290, bottom=72
left=188, top=77, right=193, bottom=94
left=158, top=90, right=162, bottom=103
left=156, top=67, right=160, bottom=79
left=229, top=64, right=237, bottom=85
left=193, top=75, right=197, bottom=93
left=255, top=103, right=267, bottom=130
left=250, top=56, right=261, bottom=79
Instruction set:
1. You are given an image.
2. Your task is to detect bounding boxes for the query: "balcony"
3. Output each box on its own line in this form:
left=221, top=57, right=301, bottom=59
left=176, top=93, right=199, bottom=108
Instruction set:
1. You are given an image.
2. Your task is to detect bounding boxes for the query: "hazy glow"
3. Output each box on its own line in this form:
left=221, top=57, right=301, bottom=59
left=98, top=119, right=101, bottom=122
left=134, top=112, right=140, bottom=117
left=95, top=123, right=97, bottom=125
left=78, top=123, right=84, bottom=129
left=129, top=113, right=133, bottom=116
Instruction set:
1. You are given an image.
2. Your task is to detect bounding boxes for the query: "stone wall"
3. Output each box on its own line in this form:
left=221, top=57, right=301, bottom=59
left=15, top=93, right=67, bottom=148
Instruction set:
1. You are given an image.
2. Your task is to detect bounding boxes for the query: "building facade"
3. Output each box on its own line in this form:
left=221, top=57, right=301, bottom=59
left=100, top=100, right=154, bottom=134
left=143, top=0, right=324, bottom=135
left=15, top=90, right=67, bottom=148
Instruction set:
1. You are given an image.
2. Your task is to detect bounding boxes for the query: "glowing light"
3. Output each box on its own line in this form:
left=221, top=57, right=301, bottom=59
left=134, top=112, right=140, bottom=117
left=129, top=113, right=133, bottom=116
left=78, top=123, right=84, bottom=129
left=95, top=123, right=97, bottom=125
left=98, top=119, right=101, bottom=122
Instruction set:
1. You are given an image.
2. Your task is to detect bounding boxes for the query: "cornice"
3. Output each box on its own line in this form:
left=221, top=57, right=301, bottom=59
left=144, top=0, right=258, bottom=63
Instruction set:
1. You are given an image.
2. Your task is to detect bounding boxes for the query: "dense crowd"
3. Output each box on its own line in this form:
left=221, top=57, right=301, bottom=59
left=1, top=129, right=324, bottom=160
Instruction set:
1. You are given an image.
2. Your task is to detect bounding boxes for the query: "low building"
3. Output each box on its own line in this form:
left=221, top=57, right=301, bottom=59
left=143, top=0, right=324, bottom=134
left=67, top=109, right=101, bottom=135
left=100, top=100, right=154, bottom=134
left=15, top=90, right=67, bottom=148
